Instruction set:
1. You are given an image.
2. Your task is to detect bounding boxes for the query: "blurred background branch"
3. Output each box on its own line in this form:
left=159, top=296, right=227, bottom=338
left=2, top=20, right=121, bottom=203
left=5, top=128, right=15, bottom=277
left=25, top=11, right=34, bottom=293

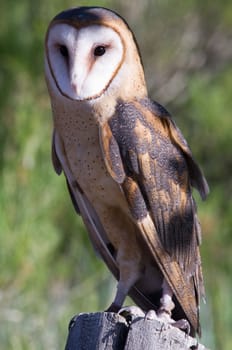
left=0, top=1, right=231, bottom=349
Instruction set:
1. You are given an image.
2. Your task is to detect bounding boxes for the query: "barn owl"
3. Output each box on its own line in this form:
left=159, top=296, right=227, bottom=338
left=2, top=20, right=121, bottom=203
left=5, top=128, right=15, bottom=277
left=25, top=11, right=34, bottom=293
left=45, top=6, right=209, bottom=336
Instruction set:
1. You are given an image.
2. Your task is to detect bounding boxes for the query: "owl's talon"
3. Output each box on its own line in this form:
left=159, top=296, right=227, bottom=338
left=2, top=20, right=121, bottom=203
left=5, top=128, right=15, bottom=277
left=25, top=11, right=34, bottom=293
left=118, top=305, right=145, bottom=319
left=172, top=319, right=191, bottom=335
left=119, top=306, right=146, bottom=324
left=157, top=310, right=190, bottom=334
left=144, top=309, right=158, bottom=321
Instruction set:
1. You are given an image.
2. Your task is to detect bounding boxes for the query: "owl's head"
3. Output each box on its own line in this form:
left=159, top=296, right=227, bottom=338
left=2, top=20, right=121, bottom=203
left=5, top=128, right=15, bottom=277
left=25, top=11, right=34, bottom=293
left=45, top=7, right=147, bottom=102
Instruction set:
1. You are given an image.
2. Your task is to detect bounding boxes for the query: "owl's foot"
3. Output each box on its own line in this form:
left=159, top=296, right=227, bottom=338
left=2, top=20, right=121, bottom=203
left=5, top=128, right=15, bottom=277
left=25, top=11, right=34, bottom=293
left=157, top=308, right=190, bottom=334
left=118, top=305, right=190, bottom=334
left=118, top=305, right=145, bottom=321
left=172, top=319, right=191, bottom=334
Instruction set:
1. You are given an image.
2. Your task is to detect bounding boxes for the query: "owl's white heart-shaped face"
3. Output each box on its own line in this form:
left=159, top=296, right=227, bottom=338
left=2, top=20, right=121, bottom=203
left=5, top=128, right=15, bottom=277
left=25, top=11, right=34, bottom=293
left=46, top=23, right=124, bottom=101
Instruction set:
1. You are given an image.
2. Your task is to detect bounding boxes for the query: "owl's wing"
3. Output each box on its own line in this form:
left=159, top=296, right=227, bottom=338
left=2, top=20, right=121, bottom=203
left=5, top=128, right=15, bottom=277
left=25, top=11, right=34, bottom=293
left=99, top=99, right=209, bottom=334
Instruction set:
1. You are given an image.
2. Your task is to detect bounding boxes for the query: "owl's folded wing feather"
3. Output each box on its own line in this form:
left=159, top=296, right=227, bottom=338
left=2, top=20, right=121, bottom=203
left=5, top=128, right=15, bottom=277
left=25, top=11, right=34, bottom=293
left=99, top=100, right=208, bottom=334
left=159, top=116, right=209, bottom=200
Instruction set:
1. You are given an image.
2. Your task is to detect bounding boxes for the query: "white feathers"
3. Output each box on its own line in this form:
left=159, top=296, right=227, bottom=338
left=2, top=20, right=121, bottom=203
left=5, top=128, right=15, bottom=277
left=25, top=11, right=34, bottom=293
left=46, top=23, right=124, bottom=100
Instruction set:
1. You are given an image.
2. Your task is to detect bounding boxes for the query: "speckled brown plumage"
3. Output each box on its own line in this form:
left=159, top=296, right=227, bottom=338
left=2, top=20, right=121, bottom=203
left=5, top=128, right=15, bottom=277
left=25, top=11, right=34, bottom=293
left=100, top=98, right=208, bottom=334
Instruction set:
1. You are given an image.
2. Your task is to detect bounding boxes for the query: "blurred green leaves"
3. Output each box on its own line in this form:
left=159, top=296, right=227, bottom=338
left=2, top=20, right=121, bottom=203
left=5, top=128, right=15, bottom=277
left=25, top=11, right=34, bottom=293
left=0, top=0, right=231, bottom=349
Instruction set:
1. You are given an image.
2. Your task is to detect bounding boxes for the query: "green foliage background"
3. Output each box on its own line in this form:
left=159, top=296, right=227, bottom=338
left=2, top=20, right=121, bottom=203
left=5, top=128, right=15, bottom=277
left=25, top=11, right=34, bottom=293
left=0, top=1, right=231, bottom=349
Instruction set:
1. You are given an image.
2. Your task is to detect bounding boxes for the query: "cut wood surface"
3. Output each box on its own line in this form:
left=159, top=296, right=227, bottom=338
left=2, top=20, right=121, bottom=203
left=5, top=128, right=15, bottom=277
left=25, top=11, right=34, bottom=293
left=65, top=312, right=208, bottom=350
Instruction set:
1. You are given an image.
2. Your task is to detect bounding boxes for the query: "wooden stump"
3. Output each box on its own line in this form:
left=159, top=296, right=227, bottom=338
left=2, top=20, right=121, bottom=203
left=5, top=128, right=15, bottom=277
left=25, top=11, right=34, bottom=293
left=65, top=312, right=208, bottom=350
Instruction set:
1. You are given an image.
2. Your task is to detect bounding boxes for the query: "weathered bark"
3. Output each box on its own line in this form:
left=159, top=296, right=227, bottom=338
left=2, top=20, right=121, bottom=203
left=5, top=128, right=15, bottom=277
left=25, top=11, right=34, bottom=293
left=65, top=312, right=208, bottom=350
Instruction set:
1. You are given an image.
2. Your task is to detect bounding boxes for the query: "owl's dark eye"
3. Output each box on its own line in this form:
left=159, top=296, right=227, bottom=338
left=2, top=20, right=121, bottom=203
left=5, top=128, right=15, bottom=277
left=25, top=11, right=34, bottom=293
left=59, top=45, right=69, bottom=58
left=94, top=46, right=106, bottom=57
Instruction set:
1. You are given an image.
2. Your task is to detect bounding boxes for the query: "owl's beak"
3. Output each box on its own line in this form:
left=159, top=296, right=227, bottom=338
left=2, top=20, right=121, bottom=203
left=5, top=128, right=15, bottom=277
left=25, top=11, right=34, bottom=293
left=71, top=81, right=78, bottom=94
left=70, top=71, right=85, bottom=99
left=70, top=68, right=77, bottom=89
left=69, top=58, right=88, bottom=99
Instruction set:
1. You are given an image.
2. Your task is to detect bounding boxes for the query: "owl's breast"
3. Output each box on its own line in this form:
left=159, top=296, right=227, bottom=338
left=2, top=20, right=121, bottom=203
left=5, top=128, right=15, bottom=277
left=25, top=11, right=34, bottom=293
left=52, top=99, right=127, bottom=210
left=62, top=122, right=124, bottom=209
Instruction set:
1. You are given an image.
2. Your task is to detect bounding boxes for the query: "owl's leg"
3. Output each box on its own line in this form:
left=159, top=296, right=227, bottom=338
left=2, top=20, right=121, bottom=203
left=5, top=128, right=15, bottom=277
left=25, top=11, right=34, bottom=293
left=157, top=279, right=175, bottom=317
left=106, top=249, right=142, bottom=312
left=106, top=278, right=136, bottom=312
left=157, top=279, right=190, bottom=333
left=101, top=209, right=143, bottom=313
